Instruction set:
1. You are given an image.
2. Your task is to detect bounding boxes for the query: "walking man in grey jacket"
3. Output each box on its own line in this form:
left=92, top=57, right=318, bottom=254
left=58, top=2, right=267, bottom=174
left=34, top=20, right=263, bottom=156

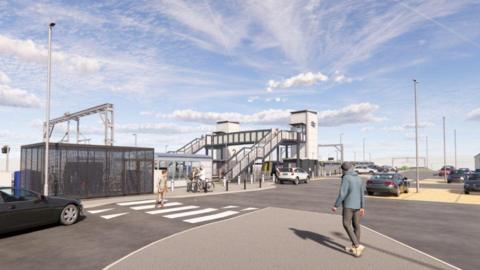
left=332, top=162, right=366, bottom=257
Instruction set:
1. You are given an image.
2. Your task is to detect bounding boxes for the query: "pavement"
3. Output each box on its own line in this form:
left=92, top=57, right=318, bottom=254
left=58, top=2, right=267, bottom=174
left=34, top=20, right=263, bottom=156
left=106, top=207, right=458, bottom=270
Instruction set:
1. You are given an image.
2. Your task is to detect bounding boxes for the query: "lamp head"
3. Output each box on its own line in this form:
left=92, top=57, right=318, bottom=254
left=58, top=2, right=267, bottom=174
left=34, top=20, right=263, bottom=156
left=49, top=22, right=56, bottom=27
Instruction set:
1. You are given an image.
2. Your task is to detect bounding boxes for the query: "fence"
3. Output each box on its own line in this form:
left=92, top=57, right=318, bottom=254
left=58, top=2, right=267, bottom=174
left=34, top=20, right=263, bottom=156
left=20, top=143, right=154, bottom=199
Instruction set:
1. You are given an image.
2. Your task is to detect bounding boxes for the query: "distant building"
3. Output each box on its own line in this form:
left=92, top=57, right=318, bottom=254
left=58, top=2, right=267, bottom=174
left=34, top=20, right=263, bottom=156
left=475, top=153, right=480, bottom=170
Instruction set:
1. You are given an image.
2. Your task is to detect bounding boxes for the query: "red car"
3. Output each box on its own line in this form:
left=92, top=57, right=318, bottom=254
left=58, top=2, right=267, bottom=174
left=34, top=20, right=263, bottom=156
left=438, top=166, right=455, bottom=176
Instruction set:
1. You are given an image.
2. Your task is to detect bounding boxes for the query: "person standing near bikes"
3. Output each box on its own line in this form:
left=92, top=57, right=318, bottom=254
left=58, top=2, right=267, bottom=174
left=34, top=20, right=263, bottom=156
left=156, top=168, right=168, bottom=208
left=198, top=166, right=208, bottom=192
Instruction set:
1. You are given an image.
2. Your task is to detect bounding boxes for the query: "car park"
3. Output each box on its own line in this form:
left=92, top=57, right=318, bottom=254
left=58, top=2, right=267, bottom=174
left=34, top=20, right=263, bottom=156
left=464, top=173, right=480, bottom=194
left=354, top=166, right=378, bottom=175
left=0, top=187, right=83, bottom=234
left=366, top=173, right=409, bottom=197
left=276, top=167, right=310, bottom=185
left=448, top=170, right=469, bottom=183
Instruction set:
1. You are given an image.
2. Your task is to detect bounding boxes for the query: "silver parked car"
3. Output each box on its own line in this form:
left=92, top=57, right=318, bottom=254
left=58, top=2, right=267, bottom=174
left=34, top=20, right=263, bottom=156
left=277, top=167, right=310, bottom=185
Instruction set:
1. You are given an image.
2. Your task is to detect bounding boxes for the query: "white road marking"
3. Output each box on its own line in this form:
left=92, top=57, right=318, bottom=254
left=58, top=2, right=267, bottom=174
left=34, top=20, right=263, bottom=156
left=183, top=211, right=239, bottom=224
left=88, top=208, right=114, bottom=214
left=103, top=209, right=268, bottom=270
left=163, top=208, right=218, bottom=219
left=101, top=212, right=129, bottom=220
left=241, top=207, right=258, bottom=211
left=117, top=199, right=167, bottom=206
left=222, top=205, right=238, bottom=209
left=130, top=202, right=182, bottom=210
left=146, top=206, right=199, bottom=215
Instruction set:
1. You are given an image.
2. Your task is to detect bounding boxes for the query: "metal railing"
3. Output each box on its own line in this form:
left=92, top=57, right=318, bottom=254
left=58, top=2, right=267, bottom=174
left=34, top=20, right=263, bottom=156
left=223, top=130, right=301, bottom=180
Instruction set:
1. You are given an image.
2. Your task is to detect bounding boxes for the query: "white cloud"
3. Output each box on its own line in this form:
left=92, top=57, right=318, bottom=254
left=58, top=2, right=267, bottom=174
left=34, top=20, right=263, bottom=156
left=332, top=71, right=353, bottom=83
left=384, top=122, right=435, bottom=132
left=116, top=123, right=213, bottom=135
left=0, top=35, right=101, bottom=74
left=318, top=103, right=382, bottom=127
left=402, top=122, right=435, bottom=129
left=361, top=127, right=375, bottom=132
left=158, top=109, right=291, bottom=125
left=0, top=71, right=10, bottom=84
left=247, top=96, right=259, bottom=102
left=0, top=83, right=41, bottom=108
left=467, top=108, right=480, bottom=121
left=157, top=102, right=381, bottom=127
left=267, top=72, right=328, bottom=92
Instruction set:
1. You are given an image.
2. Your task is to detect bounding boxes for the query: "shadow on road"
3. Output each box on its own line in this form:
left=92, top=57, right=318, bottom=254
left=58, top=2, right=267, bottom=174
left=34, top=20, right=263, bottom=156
left=289, top=228, right=349, bottom=255
left=331, top=231, right=449, bottom=270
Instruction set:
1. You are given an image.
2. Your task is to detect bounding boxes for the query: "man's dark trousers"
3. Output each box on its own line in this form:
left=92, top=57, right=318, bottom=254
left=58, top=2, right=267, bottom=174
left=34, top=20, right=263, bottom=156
left=342, top=207, right=361, bottom=247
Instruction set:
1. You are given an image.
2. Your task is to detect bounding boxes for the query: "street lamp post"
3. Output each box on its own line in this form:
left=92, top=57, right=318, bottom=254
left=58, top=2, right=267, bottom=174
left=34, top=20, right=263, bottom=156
left=413, top=79, right=420, bottom=193
left=443, top=117, right=447, bottom=183
left=44, top=22, right=55, bottom=196
left=426, top=136, right=429, bottom=169
left=454, top=129, right=457, bottom=168
left=362, top=138, right=366, bottom=161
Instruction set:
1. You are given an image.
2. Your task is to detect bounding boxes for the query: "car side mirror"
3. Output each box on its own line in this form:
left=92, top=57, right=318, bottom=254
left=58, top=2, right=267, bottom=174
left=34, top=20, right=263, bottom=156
left=39, top=194, right=46, bottom=200
left=403, top=177, right=408, bottom=180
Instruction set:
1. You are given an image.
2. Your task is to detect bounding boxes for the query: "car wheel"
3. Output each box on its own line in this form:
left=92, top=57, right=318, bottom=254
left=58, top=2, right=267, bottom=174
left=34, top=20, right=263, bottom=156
left=294, top=177, right=300, bottom=185
left=404, top=187, right=409, bottom=193
left=60, top=204, right=79, bottom=225
left=367, top=191, right=374, bottom=196
left=369, top=171, right=375, bottom=175
left=465, top=190, right=470, bottom=194
left=305, top=176, right=310, bottom=184
left=279, top=180, right=283, bottom=184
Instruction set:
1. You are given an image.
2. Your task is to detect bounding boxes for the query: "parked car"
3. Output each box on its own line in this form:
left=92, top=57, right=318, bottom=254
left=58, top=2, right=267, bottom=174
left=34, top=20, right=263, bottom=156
left=366, top=173, right=409, bottom=197
left=277, top=167, right=310, bottom=185
left=354, top=166, right=378, bottom=175
left=464, top=173, right=480, bottom=194
left=438, top=166, right=455, bottom=176
left=0, top=187, right=83, bottom=235
left=476, top=169, right=480, bottom=173
left=380, top=165, right=395, bottom=172
left=447, top=170, right=469, bottom=183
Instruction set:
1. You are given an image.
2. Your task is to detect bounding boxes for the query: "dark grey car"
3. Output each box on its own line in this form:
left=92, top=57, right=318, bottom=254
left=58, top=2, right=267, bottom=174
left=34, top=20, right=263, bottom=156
left=464, top=173, right=480, bottom=194
left=0, top=187, right=84, bottom=235
left=447, top=170, right=468, bottom=183
left=366, top=173, right=409, bottom=197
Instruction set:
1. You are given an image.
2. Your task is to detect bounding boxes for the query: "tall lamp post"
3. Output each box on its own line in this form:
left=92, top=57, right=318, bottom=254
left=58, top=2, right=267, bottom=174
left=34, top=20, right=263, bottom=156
left=443, top=117, right=447, bottom=183
left=454, top=129, right=457, bottom=168
left=44, top=22, right=55, bottom=196
left=362, top=138, right=366, bottom=162
left=413, top=79, right=420, bottom=193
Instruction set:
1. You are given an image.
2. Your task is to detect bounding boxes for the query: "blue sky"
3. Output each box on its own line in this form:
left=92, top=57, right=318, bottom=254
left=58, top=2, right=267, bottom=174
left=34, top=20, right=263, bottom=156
left=1, top=0, right=480, bottom=170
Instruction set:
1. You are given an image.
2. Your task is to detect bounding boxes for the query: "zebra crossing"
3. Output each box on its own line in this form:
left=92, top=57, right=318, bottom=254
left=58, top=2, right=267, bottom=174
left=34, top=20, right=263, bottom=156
left=87, top=200, right=259, bottom=224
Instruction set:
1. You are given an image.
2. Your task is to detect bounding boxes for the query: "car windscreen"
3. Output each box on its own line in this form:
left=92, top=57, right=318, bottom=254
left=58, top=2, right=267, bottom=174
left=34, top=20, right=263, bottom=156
left=468, top=174, right=480, bottom=180
left=278, top=168, right=291, bottom=172
left=371, top=174, right=394, bottom=180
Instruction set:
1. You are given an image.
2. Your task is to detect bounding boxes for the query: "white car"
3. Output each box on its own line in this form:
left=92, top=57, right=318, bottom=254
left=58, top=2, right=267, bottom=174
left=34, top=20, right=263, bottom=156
left=354, top=166, right=378, bottom=175
left=277, top=167, right=310, bottom=185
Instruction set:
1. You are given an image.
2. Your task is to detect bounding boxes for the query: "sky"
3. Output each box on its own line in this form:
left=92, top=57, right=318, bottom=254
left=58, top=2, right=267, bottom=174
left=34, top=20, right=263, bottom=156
left=1, top=0, right=480, bottom=171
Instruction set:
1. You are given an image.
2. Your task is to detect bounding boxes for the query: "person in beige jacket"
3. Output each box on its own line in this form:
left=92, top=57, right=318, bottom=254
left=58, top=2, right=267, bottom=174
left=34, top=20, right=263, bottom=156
left=156, top=168, right=168, bottom=208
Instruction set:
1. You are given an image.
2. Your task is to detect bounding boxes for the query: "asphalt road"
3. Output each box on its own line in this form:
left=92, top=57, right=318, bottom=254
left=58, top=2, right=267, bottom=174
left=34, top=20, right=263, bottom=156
left=1, top=176, right=479, bottom=270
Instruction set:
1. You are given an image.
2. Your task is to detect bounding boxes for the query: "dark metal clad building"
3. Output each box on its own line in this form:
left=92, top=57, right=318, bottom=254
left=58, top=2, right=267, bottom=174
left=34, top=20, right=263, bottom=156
left=20, top=143, right=154, bottom=199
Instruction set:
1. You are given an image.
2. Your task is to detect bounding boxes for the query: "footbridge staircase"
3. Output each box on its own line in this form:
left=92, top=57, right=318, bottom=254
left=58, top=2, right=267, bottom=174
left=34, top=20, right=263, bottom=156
left=176, top=129, right=304, bottom=180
